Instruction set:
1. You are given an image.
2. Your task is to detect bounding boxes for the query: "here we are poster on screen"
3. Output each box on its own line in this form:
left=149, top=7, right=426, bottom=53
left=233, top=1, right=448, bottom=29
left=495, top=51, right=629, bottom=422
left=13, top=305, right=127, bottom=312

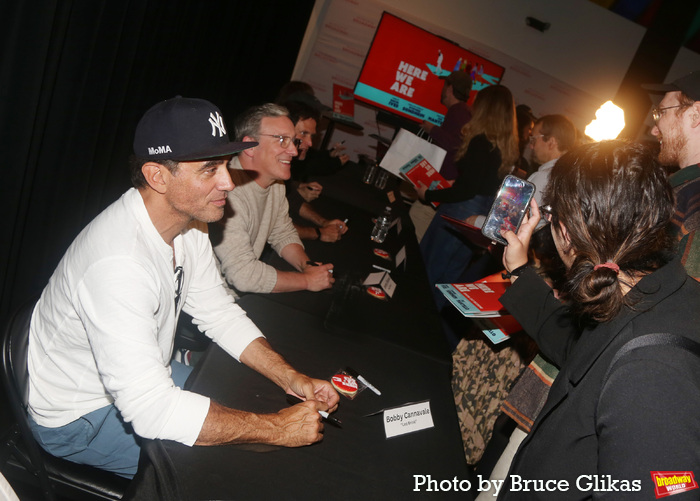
left=354, top=12, right=505, bottom=125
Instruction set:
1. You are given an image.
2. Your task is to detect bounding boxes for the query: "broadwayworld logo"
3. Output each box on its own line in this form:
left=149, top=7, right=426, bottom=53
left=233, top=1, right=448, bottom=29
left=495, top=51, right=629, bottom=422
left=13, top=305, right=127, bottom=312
left=651, top=471, right=698, bottom=498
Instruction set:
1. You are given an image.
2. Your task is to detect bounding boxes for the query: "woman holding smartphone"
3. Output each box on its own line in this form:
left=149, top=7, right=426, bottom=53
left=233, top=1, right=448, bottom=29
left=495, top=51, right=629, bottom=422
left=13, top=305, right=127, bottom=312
left=417, top=84, right=519, bottom=311
left=497, top=140, right=700, bottom=499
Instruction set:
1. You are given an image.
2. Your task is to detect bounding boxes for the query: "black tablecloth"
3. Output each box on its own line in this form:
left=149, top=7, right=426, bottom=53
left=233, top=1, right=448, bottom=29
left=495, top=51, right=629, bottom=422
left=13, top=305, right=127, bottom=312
left=261, top=184, right=452, bottom=363
left=125, top=296, right=472, bottom=500
left=123, top=165, right=472, bottom=499
left=305, top=161, right=397, bottom=216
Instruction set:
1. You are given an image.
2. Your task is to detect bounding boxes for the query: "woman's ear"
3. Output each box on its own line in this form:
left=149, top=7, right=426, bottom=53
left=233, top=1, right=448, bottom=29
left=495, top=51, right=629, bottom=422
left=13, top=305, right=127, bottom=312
left=558, top=221, right=576, bottom=256
left=558, top=221, right=571, bottom=245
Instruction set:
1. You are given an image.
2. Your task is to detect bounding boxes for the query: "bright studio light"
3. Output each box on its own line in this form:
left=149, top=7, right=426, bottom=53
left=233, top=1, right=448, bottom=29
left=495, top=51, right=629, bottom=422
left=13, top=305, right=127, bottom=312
left=585, top=101, right=625, bottom=141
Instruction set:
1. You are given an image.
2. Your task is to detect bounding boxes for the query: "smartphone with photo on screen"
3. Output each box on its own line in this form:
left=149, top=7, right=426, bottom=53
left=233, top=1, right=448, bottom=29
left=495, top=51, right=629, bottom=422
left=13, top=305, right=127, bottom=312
left=481, top=175, right=536, bottom=245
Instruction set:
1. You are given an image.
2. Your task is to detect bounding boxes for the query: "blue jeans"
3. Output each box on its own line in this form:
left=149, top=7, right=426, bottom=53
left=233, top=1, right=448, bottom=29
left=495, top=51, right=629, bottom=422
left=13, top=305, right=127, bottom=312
left=29, top=360, right=193, bottom=478
left=420, top=195, right=494, bottom=310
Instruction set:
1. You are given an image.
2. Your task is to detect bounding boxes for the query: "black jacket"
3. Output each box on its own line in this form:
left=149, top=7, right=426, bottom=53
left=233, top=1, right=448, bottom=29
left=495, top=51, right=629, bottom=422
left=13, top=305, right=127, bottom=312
left=498, top=258, right=700, bottom=500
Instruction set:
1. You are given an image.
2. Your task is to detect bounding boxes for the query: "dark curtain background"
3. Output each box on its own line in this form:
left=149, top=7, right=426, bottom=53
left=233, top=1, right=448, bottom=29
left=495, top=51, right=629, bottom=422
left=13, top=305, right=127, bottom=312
left=0, top=0, right=316, bottom=326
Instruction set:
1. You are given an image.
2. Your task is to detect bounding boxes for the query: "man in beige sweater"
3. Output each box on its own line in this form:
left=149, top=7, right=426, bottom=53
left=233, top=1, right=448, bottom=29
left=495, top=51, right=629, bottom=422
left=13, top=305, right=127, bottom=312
left=212, top=103, right=334, bottom=297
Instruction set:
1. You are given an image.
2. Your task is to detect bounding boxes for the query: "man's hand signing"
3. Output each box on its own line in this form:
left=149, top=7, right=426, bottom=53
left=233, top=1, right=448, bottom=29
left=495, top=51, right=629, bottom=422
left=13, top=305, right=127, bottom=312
left=302, top=262, right=335, bottom=291
left=298, top=182, right=323, bottom=202
left=319, top=219, right=349, bottom=242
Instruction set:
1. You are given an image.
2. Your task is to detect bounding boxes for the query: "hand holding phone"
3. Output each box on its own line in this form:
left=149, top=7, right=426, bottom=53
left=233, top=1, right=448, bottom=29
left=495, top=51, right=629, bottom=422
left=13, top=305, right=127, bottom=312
left=481, top=175, right=536, bottom=245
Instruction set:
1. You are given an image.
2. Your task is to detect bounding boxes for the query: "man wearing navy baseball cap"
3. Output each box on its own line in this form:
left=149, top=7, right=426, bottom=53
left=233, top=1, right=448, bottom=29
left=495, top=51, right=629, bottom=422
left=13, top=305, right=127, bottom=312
left=26, top=96, right=339, bottom=478
left=643, top=71, right=700, bottom=280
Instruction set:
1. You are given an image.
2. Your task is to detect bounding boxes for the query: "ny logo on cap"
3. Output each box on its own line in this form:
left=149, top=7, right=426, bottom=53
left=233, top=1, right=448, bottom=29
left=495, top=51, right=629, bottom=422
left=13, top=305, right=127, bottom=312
left=209, top=111, right=226, bottom=137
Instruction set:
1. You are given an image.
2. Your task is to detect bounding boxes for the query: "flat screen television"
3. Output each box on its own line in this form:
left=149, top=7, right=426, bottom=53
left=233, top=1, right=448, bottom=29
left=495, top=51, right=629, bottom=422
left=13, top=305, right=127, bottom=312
left=354, top=12, right=506, bottom=126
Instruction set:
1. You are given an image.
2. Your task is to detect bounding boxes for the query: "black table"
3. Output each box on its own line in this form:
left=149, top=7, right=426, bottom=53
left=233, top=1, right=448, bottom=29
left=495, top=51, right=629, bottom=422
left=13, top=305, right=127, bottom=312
left=126, top=295, right=472, bottom=500
left=303, top=160, right=400, bottom=216
left=262, top=183, right=452, bottom=363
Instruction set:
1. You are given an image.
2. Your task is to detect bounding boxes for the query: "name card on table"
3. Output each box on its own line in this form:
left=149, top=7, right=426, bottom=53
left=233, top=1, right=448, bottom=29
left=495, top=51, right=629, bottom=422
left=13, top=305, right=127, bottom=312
left=384, top=400, right=434, bottom=438
left=363, top=271, right=397, bottom=298
left=395, top=246, right=406, bottom=269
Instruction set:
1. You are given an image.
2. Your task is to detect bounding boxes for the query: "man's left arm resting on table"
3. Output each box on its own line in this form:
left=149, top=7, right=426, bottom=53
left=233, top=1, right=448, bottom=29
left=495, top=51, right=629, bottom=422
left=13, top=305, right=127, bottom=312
left=194, top=337, right=339, bottom=447
left=184, top=242, right=339, bottom=446
left=299, top=202, right=327, bottom=227
left=266, top=197, right=334, bottom=291
left=294, top=203, right=347, bottom=243
left=241, top=338, right=338, bottom=406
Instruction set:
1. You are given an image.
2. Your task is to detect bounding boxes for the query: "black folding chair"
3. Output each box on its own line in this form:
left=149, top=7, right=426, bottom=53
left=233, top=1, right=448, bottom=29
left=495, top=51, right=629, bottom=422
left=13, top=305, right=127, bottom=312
left=1, top=298, right=130, bottom=500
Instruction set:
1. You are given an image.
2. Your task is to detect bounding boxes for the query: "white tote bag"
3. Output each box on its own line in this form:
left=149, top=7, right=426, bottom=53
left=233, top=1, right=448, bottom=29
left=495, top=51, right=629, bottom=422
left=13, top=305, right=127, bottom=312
left=379, top=128, right=446, bottom=178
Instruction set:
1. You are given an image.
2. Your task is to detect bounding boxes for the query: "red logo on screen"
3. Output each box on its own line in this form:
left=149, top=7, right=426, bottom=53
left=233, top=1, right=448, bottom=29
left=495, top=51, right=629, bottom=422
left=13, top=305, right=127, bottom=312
left=650, top=471, right=698, bottom=498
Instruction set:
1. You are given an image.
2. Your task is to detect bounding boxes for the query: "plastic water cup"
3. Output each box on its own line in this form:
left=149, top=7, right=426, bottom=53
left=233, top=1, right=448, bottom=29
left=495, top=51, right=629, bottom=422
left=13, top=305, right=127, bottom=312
left=374, top=170, right=389, bottom=190
left=362, top=163, right=377, bottom=184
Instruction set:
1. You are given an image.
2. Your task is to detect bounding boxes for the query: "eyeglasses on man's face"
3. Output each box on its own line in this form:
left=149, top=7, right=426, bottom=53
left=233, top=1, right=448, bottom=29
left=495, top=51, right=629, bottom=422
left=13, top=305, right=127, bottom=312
left=258, top=133, right=296, bottom=149
left=529, top=134, right=545, bottom=145
left=651, top=105, right=684, bottom=123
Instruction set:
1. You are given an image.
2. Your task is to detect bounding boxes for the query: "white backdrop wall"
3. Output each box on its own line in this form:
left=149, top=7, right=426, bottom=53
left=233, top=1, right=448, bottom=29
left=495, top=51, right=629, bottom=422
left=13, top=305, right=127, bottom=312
left=292, top=0, right=648, bottom=162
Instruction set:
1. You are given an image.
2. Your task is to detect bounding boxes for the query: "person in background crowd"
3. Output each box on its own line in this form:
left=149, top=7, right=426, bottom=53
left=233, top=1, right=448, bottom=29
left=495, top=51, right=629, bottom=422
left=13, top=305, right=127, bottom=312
left=411, top=71, right=474, bottom=241
left=497, top=139, right=700, bottom=499
left=526, top=114, right=577, bottom=210
left=417, top=84, right=519, bottom=311
left=515, top=104, right=537, bottom=176
left=466, top=113, right=576, bottom=232
left=275, top=81, right=350, bottom=177
left=211, top=103, right=334, bottom=297
left=420, top=70, right=473, bottom=181
left=280, top=98, right=349, bottom=243
left=643, top=70, right=700, bottom=281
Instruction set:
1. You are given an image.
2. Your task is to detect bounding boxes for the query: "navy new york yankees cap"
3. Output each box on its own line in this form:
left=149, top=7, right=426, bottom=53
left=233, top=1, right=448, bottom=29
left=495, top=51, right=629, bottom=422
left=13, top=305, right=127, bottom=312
left=133, top=96, right=257, bottom=161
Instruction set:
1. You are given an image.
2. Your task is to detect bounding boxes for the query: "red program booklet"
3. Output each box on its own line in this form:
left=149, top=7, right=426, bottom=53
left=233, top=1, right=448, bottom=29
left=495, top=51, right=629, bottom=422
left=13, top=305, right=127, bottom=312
left=437, top=271, right=523, bottom=343
left=436, top=280, right=510, bottom=317
left=400, top=154, right=450, bottom=207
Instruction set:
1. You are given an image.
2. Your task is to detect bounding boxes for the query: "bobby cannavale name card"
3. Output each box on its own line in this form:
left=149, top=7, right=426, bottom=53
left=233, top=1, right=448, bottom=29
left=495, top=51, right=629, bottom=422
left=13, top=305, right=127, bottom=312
left=384, top=400, right=434, bottom=438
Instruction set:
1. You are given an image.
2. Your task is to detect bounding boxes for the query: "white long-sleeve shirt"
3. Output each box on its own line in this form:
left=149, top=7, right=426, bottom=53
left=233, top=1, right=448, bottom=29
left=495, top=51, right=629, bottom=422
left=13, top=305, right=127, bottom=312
left=28, top=188, right=264, bottom=446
